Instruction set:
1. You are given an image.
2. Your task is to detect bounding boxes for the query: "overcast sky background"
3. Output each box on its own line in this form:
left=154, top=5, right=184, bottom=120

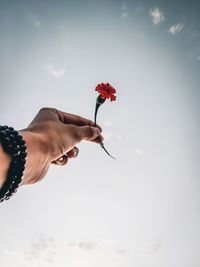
left=0, top=0, right=200, bottom=266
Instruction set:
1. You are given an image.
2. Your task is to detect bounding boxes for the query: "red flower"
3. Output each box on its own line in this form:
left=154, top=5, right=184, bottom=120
left=95, top=83, right=117, bottom=101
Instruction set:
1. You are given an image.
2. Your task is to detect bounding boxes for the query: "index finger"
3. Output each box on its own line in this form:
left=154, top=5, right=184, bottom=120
left=56, top=109, right=102, bottom=132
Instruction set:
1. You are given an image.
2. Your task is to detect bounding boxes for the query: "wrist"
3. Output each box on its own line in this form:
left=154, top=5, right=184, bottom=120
left=0, top=143, right=11, bottom=188
left=19, top=130, right=51, bottom=185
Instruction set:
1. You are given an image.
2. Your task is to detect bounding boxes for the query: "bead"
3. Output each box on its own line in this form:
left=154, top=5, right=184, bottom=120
left=11, top=146, right=19, bottom=155
left=5, top=129, right=11, bottom=135
left=20, top=158, right=26, bottom=164
left=8, top=127, right=14, bottom=132
left=16, top=135, right=23, bottom=141
left=20, top=151, right=27, bottom=158
left=12, top=159, right=18, bottom=166
left=6, top=144, right=13, bottom=154
left=17, top=165, right=25, bottom=173
left=19, top=139, right=25, bottom=146
left=0, top=125, right=27, bottom=202
left=1, top=126, right=8, bottom=130
left=20, top=145, right=26, bottom=152
left=12, top=130, right=18, bottom=136
left=9, top=134, right=15, bottom=140
left=0, top=131, right=6, bottom=138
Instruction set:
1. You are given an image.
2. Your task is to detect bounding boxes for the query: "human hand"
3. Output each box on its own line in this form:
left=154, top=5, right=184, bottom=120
left=20, top=108, right=103, bottom=185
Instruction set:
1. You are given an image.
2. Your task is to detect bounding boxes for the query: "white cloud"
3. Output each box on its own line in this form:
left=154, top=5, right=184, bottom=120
left=3, top=236, right=56, bottom=266
left=34, top=20, right=41, bottom=27
left=46, top=65, right=66, bottom=78
left=149, top=8, right=165, bottom=25
left=78, top=241, right=98, bottom=251
left=169, top=23, right=184, bottom=35
left=103, top=131, right=122, bottom=142
left=66, top=241, right=98, bottom=252
left=121, top=3, right=128, bottom=19
left=122, top=11, right=128, bottom=19
left=116, top=248, right=127, bottom=255
left=134, top=241, right=162, bottom=254
left=24, top=236, right=55, bottom=262
left=28, top=14, right=41, bottom=27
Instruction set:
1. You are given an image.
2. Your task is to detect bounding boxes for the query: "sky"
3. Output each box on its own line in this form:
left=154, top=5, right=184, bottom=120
left=0, top=0, right=200, bottom=266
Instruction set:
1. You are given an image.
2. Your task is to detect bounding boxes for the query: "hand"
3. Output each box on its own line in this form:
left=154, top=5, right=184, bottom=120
left=20, top=108, right=103, bottom=185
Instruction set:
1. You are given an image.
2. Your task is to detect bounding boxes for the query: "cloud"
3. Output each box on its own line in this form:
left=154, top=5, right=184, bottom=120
left=46, top=65, right=66, bottom=78
left=168, top=23, right=184, bottom=35
left=3, top=236, right=56, bottom=265
left=121, top=3, right=128, bottom=19
left=66, top=241, right=98, bottom=252
left=116, top=248, right=127, bottom=255
left=122, top=11, right=128, bottom=19
left=28, top=14, right=41, bottom=27
left=103, top=131, right=123, bottom=142
left=78, top=241, right=98, bottom=251
left=24, top=236, right=55, bottom=262
left=149, top=8, right=165, bottom=25
left=134, top=241, right=162, bottom=254
left=33, top=20, right=41, bottom=27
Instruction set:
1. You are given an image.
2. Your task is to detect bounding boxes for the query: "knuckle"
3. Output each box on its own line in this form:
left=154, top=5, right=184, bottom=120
left=87, top=119, right=94, bottom=126
left=39, top=107, right=51, bottom=112
left=69, top=125, right=81, bottom=142
left=39, top=107, right=57, bottom=113
left=76, top=115, right=86, bottom=124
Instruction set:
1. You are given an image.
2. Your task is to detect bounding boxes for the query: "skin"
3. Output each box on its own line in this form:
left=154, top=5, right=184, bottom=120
left=0, top=107, right=103, bottom=187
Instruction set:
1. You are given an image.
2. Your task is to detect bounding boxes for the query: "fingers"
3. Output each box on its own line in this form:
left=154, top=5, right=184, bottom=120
left=52, top=154, right=68, bottom=166
left=32, top=108, right=102, bottom=132
left=90, top=134, right=104, bottom=144
left=52, top=147, right=79, bottom=166
left=67, top=147, right=79, bottom=158
left=55, top=109, right=102, bottom=132
left=76, top=125, right=103, bottom=142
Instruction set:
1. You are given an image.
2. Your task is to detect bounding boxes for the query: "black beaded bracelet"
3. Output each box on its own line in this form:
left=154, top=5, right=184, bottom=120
left=0, top=126, right=27, bottom=202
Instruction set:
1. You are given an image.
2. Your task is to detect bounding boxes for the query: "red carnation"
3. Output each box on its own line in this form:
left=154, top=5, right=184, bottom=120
left=95, top=83, right=117, bottom=101
left=94, top=82, right=117, bottom=159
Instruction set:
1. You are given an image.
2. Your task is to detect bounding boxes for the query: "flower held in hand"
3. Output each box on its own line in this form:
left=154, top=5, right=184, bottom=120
left=94, top=82, right=117, bottom=159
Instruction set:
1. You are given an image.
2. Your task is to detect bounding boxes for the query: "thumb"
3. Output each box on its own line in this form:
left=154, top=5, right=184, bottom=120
left=78, top=125, right=101, bottom=141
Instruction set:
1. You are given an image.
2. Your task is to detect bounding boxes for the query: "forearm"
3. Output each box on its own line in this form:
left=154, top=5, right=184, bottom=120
left=0, top=143, right=11, bottom=188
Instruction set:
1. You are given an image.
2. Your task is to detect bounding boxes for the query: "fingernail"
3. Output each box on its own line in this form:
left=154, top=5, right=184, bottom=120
left=58, top=157, right=64, bottom=162
left=73, top=147, right=79, bottom=158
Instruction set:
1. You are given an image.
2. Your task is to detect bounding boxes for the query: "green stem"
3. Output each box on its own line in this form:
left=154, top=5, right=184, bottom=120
left=94, top=103, right=100, bottom=126
left=94, top=95, right=116, bottom=160
left=100, top=143, right=116, bottom=160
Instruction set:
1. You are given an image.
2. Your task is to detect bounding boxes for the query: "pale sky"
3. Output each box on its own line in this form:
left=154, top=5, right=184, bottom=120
left=0, top=1, right=200, bottom=266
